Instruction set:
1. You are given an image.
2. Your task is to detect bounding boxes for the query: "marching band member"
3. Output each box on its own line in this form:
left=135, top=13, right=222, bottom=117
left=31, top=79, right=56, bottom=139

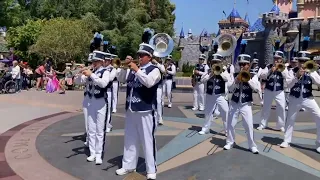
left=75, top=51, right=110, bottom=165
left=224, top=54, right=260, bottom=154
left=280, top=51, right=320, bottom=154
left=152, top=58, right=165, bottom=125
left=162, top=55, right=176, bottom=108
left=285, top=56, right=299, bottom=110
left=78, top=53, right=93, bottom=147
left=198, top=54, right=232, bottom=136
left=192, top=54, right=210, bottom=111
left=104, top=54, right=117, bottom=133
left=257, top=51, right=288, bottom=132
left=116, top=43, right=160, bottom=180
left=112, top=58, right=121, bottom=113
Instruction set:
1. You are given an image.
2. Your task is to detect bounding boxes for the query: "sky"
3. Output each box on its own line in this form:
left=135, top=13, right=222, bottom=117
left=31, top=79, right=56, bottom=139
left=170, top=0, right=297, bottom=35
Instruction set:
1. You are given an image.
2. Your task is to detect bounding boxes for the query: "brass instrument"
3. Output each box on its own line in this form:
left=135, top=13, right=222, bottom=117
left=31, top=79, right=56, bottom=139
left=149, top=33, right=174, bottom=58
left=214, top=34, right=237, bottom=57
left=275, top=63, right=285, bottom=72
left=212, top=63, right=224, bottom=76
left=236, top=61, right=254, bottom=83
left=296, top=60, right=318, bottom=79
left=112, top=58, right=121, bottom=68
left=120, top=60, right=139, bottom=69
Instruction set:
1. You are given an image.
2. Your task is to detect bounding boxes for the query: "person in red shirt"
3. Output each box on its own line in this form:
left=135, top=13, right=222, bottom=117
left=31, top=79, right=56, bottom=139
left=35, top=62, right=46, bottom=90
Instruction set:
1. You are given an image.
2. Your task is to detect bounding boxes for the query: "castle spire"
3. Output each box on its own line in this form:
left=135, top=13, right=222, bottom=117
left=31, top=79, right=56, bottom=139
left=179, top=26, right=185, bottom=38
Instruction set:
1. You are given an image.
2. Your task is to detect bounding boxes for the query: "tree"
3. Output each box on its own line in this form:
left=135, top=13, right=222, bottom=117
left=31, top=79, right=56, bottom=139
left=30, top=18, right=91, bottom=64
left=6, top=19, right=44, bottom=61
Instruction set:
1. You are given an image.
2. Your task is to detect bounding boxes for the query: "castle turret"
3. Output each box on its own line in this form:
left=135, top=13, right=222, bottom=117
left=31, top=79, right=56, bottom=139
left=179, top=27, right=185, bottom=38
left=262, top=3, right=288, bottom=65
left=218, top=8, right=249, bottom=38
left=187, top=29, right=192, bottom=38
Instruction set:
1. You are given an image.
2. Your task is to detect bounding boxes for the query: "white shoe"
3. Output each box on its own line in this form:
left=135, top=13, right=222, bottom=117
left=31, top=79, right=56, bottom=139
left=279, top=127, right=285, bottom=132
left=115, top=168, right=135, bottom=176
left=168, top=104, right=172, bottom=108
left=251, top=147, right=259, bottom=154
left=87, top=155, right=96, bottom=162
left=285, top=106, right=288, bottom=111
left=223, top=143, right=234, bottom=150
left=147, top=173, right=156, bottom=179
left=191, top=107, right=198, bottom=111
left=280, top=141, right=290, bottom=148
left=106, top=127, right=112, bottom=133
left=95, top=157, right=103, bottom=165
left=316, top=147, right=320, bottom=154
left=112, top=109, right=116, bottom=113
left=256, top=126, right=264, bottom=131
left=225, top=131, right=228, bottom=137
left=158, top=118, right=163, bottom=125
left=199, top=107, right=204, bottom=111
left=198, top=130, right=209, bottom=135
left=301, top=108, right=306, bottom=111
left=84, top=141, right=88, bottom=147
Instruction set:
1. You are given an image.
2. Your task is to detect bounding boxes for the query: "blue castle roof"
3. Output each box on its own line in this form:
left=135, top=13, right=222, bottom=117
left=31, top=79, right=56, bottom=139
left=244, top=13, right=250, bottom=26
left=249, top=18, right=265, bottom=32
left=228, top=8, right=242, bottom=19
left=180, top=27, right=185, bottom=38
left=270, top=4, right=280, bottom=15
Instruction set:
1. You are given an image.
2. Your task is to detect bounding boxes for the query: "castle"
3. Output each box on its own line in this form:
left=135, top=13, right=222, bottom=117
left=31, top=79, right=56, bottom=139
left=175, top=0, right=320, bottom=68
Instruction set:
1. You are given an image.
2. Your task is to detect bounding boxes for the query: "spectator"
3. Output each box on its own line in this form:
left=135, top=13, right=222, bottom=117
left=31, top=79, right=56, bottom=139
left=35, top=62, right=46, bottom=91
left=10, top=60, right=21, bottom=92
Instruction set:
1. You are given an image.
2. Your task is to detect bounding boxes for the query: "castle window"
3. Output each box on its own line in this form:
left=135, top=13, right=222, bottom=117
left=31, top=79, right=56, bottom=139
left=315, top=32, right=320, bottom=42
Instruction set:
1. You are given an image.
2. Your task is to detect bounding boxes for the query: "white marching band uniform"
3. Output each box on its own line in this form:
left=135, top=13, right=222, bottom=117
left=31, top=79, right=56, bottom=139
left=154, top=60, right=166, bottom=124
left=257, top=51, right=287, bottom=132
left=162, top=56, right=176, bottom=108
left=198, top=54, right=232, bottom=135
left=193, top=54, right=210, bottom=111
left=112, top=67, right=121, bottom=113
left=104, top=58, right=117, bottom=133
left=280, top=51, right=320, bottom=153
left=116, top=43, right=160, bottom=180
left=74, top=51, right=111, bottom=165
left=224, top=54, right=260, bottom=154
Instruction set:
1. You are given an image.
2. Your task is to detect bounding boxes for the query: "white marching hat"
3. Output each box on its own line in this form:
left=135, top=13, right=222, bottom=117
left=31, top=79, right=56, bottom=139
left=104, top=53, right=112, bottom=61
left=92, top=51, right=107, bottom=61
left=211, top=53, right=223, bottom=61
left=274, top=51, right=284, bottom=59
left=297, top=51, right=311, bottom=61
left=237, top=54, right=251, bottom=63
left=199, top=54, right=206, bottom=60
left=137, top=43, right=155, bottom=57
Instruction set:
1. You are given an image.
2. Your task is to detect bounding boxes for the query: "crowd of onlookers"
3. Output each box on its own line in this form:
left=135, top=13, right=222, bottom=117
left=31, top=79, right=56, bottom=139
left=0, top=58, right=84, bottom=94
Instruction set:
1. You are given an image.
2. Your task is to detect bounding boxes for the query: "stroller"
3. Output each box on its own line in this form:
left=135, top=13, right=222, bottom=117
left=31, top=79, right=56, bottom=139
left=0, top=70, right=17, bottom=94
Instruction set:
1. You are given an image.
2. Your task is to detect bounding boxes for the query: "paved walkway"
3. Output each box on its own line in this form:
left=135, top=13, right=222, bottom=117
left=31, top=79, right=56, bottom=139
left=0, top=90, right=320, bottom=180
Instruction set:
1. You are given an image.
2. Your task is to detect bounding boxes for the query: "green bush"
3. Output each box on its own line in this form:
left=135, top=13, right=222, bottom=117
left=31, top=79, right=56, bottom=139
left=182, top=72, right=193, bottom=77
left=182, top=62, right=194, bottom=73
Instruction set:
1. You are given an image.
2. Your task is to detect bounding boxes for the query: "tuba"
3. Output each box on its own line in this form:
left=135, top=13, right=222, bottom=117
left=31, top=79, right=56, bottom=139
left=214, top=34, right=237, bottom=57
left=149, top=33, right=174, bottom=58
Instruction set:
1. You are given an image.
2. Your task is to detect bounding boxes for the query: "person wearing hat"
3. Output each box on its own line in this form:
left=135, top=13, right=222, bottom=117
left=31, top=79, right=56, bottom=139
left=162, top=54, right=176, bottom=108
left=104, top=53, right=117, bottom=133
left=280, top=51, right=320, bottom=153
left=116, top=43, right=161, bottom=180
left=74, top=50, right=111, bottom=165
left=257, top=51, right=288, bottom=132
left=192, top=54, right=210, bottom=111
left=285, top=56, right=300, bottom=110
left=224, top=54, right=260, bottom=154
left=198, top=53, right=232, bottom=136
left=152, top=57, right=166, bottom=125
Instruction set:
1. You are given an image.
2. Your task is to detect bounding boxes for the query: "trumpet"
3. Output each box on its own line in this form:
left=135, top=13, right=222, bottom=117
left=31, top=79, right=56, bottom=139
left=112, top=59, right=121, bottom=68
left=120, top=60, right=140, bottom=69
left=275, top=63, right=285, bottom=72
left=211, top=63, right=224, bottom=76
left=237, top=70, right=251, bottom=82
left=296, top=60, right=319, bottom=79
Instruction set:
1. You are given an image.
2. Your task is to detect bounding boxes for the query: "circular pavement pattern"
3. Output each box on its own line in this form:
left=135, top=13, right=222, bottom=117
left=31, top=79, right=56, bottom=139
left=1, top=102, right=320, bottom=180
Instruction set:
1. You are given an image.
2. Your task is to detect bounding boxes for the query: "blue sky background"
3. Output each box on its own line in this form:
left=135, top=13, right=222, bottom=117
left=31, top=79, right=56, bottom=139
left=171, top=0, right=297, bottom=35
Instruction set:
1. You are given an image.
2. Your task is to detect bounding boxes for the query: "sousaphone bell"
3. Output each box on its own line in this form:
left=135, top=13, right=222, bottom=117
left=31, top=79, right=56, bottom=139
left=149, top=33, right=174, bottom=58
left=214, top=34, right=237, bottom=57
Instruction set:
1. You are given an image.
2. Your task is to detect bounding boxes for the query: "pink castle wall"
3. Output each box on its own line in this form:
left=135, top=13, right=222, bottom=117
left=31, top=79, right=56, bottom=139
left=278, top=0, right=292, bottom=14
left=301, top=3, right=317, bottom=17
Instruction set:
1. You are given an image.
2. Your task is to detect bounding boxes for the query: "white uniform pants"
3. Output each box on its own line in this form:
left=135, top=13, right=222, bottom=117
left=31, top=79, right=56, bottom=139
left=112, top=81, right=119, bottom=112
left=156, top=86, right=163, bottom=123
left=83, top=96, right=90, bottom=143
left=260, top=89, right=286, bottom=129
left=87, top=98, right=107, bottom=158
left=122, top=110, right=157, bottom=173
left=106, top=90, right=112, bottom=129
left=202, top=95, right=228, bottom=132
left=163, top=79, right=172, bottom=105
left=227, top=102, right=257, bottom=149
left=193, top=82, right=205, bottom=109
left=284, top=97, right=320, bottom=145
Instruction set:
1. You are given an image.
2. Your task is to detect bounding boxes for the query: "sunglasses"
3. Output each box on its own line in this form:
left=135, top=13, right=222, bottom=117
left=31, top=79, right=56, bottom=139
left=138, top=53, right=149, bottom=58
left=239, top=63, right=248, bottom=66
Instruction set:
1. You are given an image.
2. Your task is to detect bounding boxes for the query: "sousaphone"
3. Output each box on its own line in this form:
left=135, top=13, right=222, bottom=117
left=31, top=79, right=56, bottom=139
left=214, top=33, right=237, bottom=57
left=149, top=33, right=174, bottom=58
